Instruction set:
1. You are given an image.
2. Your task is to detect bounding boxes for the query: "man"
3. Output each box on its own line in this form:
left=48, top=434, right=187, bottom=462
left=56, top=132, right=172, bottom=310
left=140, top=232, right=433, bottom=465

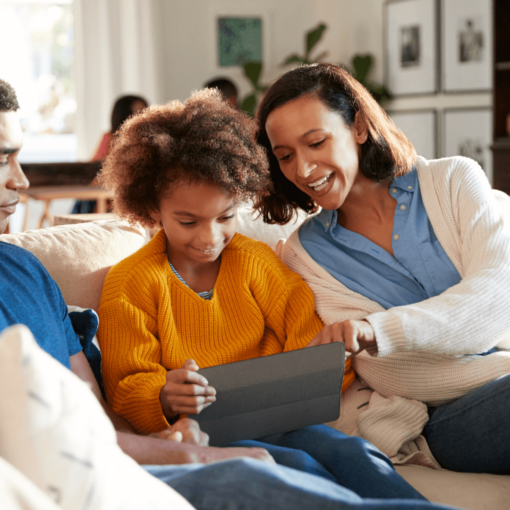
left=0, top=78, right=454, bottom=510
left=204, top=77, right=238, bottom=108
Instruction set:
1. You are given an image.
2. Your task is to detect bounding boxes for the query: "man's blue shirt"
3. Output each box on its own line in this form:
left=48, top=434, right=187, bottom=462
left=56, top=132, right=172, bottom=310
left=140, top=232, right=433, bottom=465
left=299, top=168, right=462, bottom=309
left=0, top=241, right=82, bottom=368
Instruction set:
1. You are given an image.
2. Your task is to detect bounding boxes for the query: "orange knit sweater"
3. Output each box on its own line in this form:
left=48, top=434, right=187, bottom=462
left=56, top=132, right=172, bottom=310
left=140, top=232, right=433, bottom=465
left=98, top=230, right=353, bottom=434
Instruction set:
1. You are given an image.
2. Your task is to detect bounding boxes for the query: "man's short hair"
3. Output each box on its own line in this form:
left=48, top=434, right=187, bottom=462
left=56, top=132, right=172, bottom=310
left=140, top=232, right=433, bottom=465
left=204, top=78, right=238, bottom=100
left=0, top=79, right=20, bottom=112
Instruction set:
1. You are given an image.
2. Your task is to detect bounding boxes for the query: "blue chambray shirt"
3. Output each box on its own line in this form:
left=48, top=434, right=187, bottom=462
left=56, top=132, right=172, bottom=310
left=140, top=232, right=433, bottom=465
left=299, top=168, right=462, bottom=309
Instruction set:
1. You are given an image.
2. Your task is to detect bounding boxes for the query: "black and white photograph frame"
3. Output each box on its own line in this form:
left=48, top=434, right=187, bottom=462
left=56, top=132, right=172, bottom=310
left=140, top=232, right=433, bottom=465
left=443, top=108, right=493, bottom=184
left=385, top=0, right=439, bottom=97
left=442, top=0, right=493, bottom=93
left=389, top=110, right=438, bottom=159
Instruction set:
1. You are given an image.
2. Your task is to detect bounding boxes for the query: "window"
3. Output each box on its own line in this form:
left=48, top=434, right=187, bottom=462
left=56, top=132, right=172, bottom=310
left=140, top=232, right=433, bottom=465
left=0, top=0, right=76, bottom=162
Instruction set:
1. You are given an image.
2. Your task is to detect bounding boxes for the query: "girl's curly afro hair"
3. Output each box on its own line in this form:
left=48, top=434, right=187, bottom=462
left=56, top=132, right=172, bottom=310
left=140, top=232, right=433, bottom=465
left=99, top=88, right=271, bottom=228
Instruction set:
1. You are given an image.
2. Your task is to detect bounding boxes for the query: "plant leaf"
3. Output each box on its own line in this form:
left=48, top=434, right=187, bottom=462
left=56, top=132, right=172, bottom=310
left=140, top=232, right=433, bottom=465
left=311, top=50, right=329, bottom=63
left=240, top=93, right=257, bottom=117
left=283, top=54, right=306, bottom=66
left=306, top=23, right=327, bottom=57
left=351, top=54, right=373, bottom=84
left=242, top=61, right=263, bottom=88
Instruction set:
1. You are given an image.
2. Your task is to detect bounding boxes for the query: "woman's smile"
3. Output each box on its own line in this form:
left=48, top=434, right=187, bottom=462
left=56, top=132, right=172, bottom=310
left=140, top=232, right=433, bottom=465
left=265, top=94, right=367, bottom=211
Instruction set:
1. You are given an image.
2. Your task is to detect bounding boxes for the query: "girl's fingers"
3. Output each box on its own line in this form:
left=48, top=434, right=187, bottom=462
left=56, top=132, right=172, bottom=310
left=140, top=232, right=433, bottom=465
left=170, top=394, right=216, bottom=407
left=182, top=358, right=199, bottom=371
left=167, top=368, right=209, bottom=387
left=171, top=401, right=214, bottom=415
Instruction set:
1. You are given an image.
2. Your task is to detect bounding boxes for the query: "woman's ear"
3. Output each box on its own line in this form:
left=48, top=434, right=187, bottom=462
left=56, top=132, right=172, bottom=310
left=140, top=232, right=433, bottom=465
left=353, top=112, right=368, bottom=145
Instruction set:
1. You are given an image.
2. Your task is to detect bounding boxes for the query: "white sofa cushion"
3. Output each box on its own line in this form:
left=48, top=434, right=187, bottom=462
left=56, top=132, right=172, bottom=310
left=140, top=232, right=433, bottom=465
left=0, top=220, right=149, bottom=311
left=236, top=207, right=308, bottom=250
left=0, top=324, right=193, bottom=510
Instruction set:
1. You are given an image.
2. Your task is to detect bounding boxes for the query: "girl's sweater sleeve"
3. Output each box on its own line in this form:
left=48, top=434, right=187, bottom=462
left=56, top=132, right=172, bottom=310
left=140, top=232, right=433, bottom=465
left=98, top=274, right=170, bottom=435
left=367, top=157, right=510, bottom=357
left=250, top=247, right=323, bottom=353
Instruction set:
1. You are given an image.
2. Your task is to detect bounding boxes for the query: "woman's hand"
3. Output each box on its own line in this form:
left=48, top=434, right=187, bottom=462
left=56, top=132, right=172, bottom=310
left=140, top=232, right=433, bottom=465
left=159, top=359, right=216, bottom=419
left=306, top=319, right=377, bottom=355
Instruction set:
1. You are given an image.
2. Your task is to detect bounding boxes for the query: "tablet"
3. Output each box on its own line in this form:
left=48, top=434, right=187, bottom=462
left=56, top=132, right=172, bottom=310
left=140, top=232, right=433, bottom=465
left=191, top=342, right=345, bottom=446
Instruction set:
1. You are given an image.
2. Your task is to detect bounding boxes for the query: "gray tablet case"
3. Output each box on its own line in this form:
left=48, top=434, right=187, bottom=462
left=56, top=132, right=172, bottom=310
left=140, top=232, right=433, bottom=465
left=192, top=343, right=345, bottom=446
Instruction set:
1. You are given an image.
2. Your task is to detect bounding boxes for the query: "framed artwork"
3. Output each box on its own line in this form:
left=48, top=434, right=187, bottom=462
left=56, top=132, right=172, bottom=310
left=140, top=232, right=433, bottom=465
left=443, top=108, right=493, bottom=184
left=218, top=17, right=262, bottom=67
left=389, top=110, right=437, bottom=159
left=442, top=0, right=493, bottom=93
left=385, top=0, right=438, bottom=97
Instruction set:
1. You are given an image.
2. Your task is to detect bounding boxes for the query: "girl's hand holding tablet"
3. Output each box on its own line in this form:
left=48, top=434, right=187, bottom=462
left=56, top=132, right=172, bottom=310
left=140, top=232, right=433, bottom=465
left=159, top=358, right=217, bottom=419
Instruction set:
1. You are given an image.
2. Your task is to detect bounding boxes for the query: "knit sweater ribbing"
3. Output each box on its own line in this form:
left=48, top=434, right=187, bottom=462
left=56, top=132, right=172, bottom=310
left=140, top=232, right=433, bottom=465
left=279, top=156, right=510, bottom=406
left=98, top=231, right=327, bottom=434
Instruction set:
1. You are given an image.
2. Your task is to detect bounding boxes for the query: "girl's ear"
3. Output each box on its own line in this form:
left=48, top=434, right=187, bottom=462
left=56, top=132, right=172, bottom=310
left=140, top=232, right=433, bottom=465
left=149, top=208, right=161, bottom=226
left=353, top=112, right=368, bottom=145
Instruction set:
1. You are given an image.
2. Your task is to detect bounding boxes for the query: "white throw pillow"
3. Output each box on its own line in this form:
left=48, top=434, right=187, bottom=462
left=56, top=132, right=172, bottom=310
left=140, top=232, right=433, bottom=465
left=0, top=457, right=62, bottom=510
left=236, top=207, right=308, bottom=251
left=0, top=220, right=150, bottom=311
left=0, top=324, right=193, bottom=510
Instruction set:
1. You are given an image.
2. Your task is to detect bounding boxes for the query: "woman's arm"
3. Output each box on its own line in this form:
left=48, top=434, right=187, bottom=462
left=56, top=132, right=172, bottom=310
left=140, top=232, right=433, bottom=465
left=366, top=157, right=510, bottom=357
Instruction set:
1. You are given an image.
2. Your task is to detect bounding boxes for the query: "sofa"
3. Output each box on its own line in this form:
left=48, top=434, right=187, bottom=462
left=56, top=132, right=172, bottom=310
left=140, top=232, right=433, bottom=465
left=1, top=211, right=509, bottom=510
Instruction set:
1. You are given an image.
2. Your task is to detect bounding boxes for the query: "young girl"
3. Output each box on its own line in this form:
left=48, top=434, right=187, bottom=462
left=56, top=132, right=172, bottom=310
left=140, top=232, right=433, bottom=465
left=97, top=89, right=425, bottom=501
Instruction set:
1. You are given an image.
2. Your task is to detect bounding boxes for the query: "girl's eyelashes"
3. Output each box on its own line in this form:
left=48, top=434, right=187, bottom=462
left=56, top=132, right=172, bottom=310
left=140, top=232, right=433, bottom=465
left=178, top=214, right=234, bottom=227
left=310, top=139, right=325, bottom=148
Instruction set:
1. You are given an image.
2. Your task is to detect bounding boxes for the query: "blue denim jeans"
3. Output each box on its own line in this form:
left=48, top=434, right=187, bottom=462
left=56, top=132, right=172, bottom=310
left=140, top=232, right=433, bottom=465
left=423, top=373, right=510, bottom=474
left=145, top=458, right=456, bottom=510
left=230, top=425, right=426, bottom=500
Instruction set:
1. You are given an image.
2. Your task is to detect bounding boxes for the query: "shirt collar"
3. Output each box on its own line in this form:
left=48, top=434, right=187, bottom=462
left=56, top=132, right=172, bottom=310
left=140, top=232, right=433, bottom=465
left=390, top=166, right=418, bottom=193
left=314, top=208, right=338, bottom=233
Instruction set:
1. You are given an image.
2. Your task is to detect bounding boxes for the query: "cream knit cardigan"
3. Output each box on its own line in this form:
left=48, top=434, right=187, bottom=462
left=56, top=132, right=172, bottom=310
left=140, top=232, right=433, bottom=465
left=278, top=156, right=510, bottom=464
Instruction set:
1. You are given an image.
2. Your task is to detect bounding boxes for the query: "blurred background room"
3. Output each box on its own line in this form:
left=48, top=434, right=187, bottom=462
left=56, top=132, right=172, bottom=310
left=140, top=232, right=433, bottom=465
left=0, top=0, right=507, bottom=232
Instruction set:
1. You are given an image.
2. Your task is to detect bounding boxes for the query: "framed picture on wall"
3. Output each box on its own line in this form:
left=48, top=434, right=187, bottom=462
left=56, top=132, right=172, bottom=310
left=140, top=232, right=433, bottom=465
left=385, top=0, right=438, bottom=97
left=443, top=108, right=493, bottom=184
left=389, top=110, right=437, bottom=159
left=217, top=17, right=262, bottom=67
left=442, top=0, right=493, bottom=93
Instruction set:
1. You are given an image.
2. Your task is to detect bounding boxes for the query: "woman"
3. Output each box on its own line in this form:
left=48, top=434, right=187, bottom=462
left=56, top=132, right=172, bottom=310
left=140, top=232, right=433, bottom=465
left=255, top=63, right=510, bottom=475
left=72, top=94, right=148, bottom=214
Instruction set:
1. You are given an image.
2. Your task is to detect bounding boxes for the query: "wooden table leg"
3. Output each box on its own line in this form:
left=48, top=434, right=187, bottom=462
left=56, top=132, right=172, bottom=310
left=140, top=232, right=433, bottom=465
left=96, top=197, right=107, bottom=214
left=22, top=200, right=29, bottom=232
left=38, top=199, right=54, bottom=228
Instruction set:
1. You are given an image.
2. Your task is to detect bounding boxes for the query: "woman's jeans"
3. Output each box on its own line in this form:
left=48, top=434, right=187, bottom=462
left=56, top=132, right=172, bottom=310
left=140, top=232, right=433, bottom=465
left=423, top=373, right=510, bottom=474
left=231, top=424, right=426, bottom=500
left=145, top=458, right=455, bottom=510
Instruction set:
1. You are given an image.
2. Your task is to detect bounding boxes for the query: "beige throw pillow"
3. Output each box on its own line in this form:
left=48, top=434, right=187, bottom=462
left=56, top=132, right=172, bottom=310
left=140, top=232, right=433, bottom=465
left=0, top=220, right=149, bottom=311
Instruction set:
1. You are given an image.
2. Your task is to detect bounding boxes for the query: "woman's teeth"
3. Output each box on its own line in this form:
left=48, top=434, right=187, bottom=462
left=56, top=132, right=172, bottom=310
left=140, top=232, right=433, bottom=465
left=309, top=174, right=332, bottom=191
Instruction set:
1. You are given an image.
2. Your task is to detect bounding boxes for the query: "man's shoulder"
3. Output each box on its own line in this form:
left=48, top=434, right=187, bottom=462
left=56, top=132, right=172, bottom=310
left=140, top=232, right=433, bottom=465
left=0, top=240, right=49, bottom=272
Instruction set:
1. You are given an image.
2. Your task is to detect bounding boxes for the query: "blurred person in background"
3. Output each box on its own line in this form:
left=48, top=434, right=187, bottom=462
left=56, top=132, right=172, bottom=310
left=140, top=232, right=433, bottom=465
left=204, top=77, right=238, bottom=108
left=72, top=94, right=148, bottom=214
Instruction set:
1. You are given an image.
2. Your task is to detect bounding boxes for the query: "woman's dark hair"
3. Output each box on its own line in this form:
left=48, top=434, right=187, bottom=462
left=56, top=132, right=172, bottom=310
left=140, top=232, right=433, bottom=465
left=255, top=63, right=416, bottom=224
left=99, top=88, right=271, bottom=228
left=111, top=95, right=148, bottom=133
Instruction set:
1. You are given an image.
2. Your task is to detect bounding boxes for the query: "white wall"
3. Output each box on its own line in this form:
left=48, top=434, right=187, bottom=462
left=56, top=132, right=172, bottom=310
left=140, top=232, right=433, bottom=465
left=78, top=0, right=492, bottom=164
